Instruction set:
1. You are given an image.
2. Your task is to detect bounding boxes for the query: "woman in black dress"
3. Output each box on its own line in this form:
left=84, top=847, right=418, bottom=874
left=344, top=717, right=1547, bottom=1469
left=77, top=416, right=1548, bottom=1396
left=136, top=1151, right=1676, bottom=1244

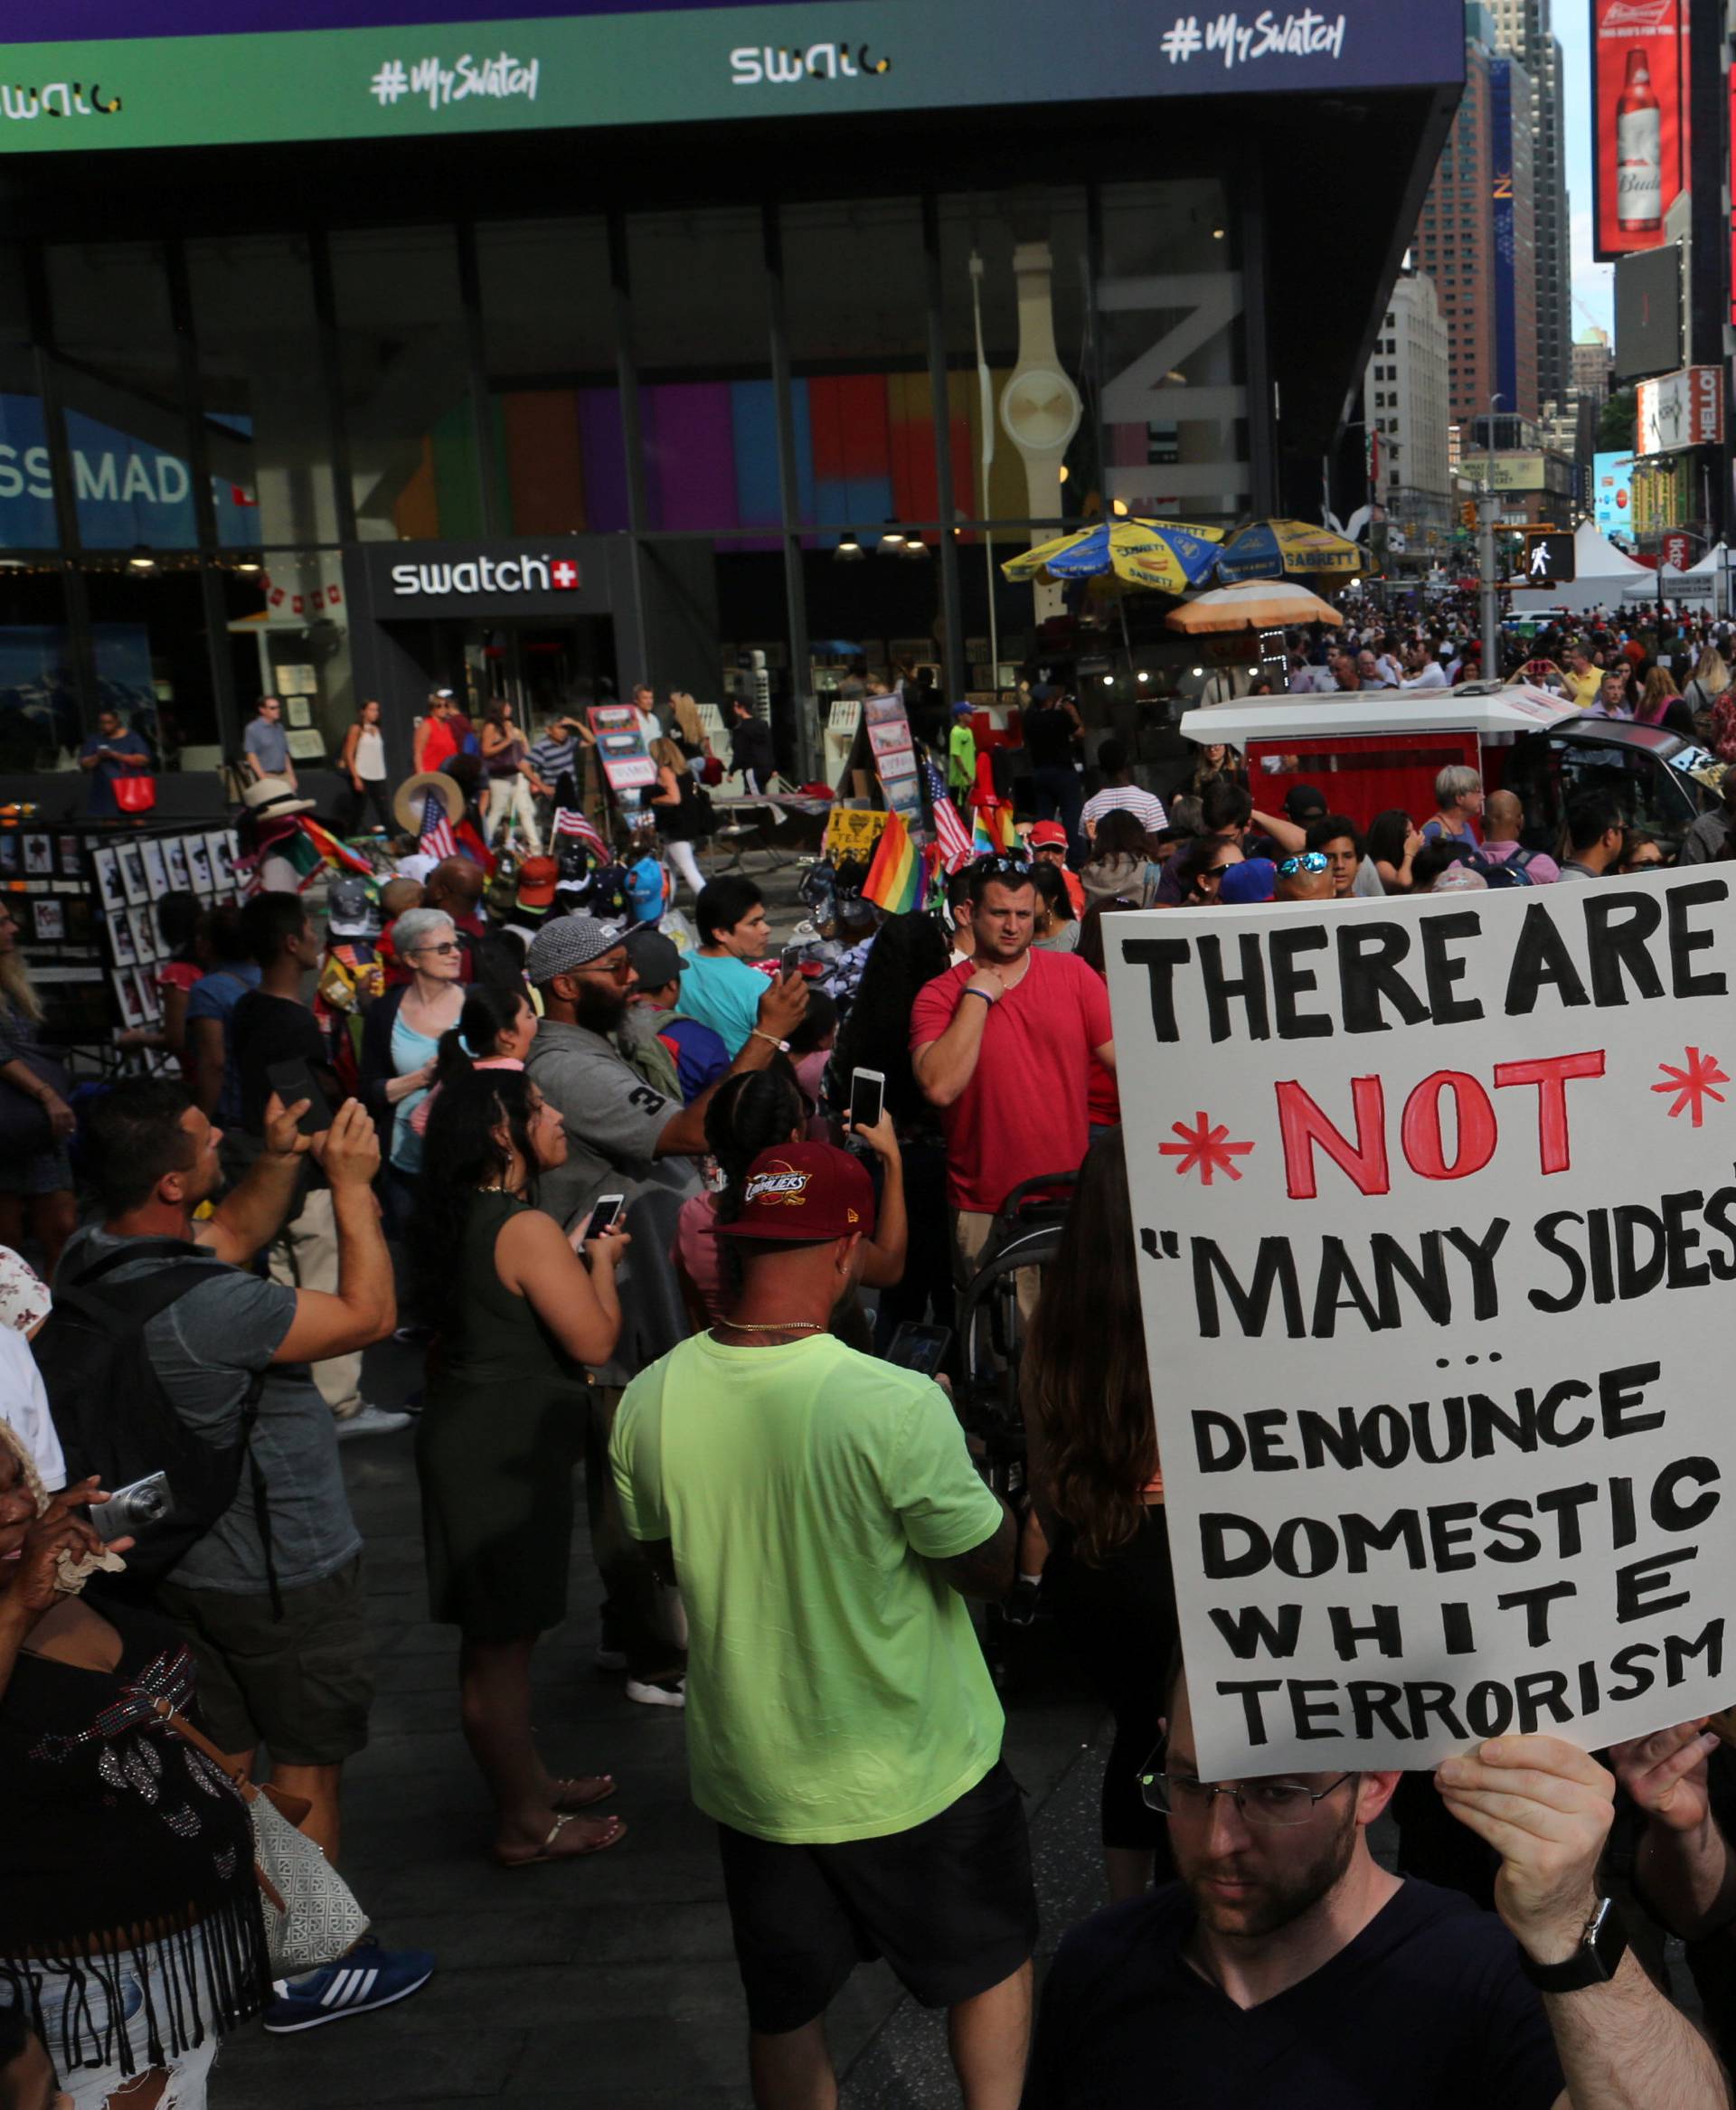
left=409, top=1068, right=632, bottom=1868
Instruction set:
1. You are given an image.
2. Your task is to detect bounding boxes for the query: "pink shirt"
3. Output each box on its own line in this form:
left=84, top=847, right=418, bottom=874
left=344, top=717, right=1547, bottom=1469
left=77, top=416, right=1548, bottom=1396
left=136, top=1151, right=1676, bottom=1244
left=675, top=1191, right=727, bottom=1323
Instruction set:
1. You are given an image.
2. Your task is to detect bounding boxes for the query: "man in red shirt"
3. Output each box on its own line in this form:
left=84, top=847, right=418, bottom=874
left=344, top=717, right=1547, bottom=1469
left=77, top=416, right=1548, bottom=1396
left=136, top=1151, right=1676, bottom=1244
left=910, top=855, right=1115, bottom=1296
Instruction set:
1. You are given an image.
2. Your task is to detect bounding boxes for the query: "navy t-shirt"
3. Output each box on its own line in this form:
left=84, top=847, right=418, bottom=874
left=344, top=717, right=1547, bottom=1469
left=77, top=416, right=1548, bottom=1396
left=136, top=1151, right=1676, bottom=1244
left=1022, top=1878, right=1563, bottom=2110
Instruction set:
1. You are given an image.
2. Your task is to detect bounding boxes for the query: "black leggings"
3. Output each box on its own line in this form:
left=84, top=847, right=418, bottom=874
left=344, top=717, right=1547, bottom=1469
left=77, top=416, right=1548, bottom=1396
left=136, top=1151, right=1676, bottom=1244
left=341, top=778, right=393, bottom=834
left=1042, top=1505, right=1179, bottom=1859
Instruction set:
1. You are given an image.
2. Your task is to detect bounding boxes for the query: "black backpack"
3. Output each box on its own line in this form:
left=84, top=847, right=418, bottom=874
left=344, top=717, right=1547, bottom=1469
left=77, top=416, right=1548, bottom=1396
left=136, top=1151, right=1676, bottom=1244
left=1469, top=845, right=1537, bottom=890
left=35, top=1238, right=270, bottom=1597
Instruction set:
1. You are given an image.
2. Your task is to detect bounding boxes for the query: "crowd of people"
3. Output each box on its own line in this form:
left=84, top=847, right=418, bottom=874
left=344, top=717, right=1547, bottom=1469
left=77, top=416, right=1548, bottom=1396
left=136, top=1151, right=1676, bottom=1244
left=6, top=622, right=1736, bottom=2110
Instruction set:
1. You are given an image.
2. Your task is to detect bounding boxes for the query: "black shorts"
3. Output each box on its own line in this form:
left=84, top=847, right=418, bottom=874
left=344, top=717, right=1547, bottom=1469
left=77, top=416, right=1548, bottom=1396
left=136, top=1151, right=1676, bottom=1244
left=717, top=1759, right=1037, bottom=2035
left=154, top=1554, right=374, bottom=1766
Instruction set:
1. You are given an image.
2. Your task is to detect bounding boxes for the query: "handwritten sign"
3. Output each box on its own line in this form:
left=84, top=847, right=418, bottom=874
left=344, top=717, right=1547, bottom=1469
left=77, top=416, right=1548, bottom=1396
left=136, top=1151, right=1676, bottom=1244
left=1106, top=875, right=1736, bottom=1775
left=824, top=807, right=889, bottom=862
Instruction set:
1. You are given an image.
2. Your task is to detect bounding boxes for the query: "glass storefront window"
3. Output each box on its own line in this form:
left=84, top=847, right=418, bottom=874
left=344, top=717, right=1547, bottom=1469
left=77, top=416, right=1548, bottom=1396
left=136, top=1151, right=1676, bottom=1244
left=0, top=566, right=76, bottom=771
left=218, top=550, right=354, bottom=765
left=478, top=219, right=615, bottom=538
left=46, top=243, right=198, bottom=552
left=1097, top=179, right=1246, bottom=525
left=187, top=237, right=341, bottom=551
left=80, top=560, right=220, bottom=760
left=0, top=246, right=54, bottom=553
left=330, top=227, right=479, bottom=542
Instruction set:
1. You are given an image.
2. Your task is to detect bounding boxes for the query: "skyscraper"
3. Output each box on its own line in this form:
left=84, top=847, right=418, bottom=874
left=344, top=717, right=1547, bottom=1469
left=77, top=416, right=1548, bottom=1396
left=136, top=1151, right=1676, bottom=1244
left=1486, top=0, right=1572, bottom=408
left=1411, top=8, right=1540, bottom=423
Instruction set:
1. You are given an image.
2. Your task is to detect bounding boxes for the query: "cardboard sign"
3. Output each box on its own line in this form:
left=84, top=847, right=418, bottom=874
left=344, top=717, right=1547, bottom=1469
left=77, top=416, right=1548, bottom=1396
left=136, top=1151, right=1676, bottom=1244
left=588, top=704, right=657, bottom=793
left=825, top=807, right=889, bottom=862
left=1106, top=876, right=1736, bottom=1776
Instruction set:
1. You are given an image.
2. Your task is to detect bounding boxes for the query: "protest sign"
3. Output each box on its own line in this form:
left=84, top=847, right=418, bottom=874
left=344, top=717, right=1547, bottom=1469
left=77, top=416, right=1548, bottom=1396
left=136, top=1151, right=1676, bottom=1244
left=824, top=806, right=889, bottom=862
left=1105, top=874, right=1736, bottom=1776
left=587, top=704, right=657, bottom=794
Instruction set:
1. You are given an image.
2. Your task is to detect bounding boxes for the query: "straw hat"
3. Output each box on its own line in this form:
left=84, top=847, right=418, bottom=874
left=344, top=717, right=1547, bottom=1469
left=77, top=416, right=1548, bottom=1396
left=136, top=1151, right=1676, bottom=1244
left=392, top=771, right=465, bottom=834
left=240, top=776, right=316, bottom=818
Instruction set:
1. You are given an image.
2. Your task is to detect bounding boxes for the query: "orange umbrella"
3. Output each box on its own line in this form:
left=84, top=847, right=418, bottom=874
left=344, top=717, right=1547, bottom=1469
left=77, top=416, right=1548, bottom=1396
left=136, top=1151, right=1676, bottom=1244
left=1165, top=580, right=1343, bottom=634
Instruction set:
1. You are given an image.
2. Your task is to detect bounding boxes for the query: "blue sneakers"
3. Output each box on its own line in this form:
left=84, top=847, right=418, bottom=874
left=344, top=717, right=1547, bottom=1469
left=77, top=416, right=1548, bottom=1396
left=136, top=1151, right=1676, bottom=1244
left=261, top=1936, right=435, bottom=2034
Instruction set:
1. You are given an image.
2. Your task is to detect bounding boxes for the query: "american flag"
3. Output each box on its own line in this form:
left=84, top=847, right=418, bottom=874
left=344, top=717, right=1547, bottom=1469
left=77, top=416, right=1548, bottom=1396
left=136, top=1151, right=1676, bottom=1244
left=553, top=805, right=610, bottom=861
left=419, top=791, right=457, bottom=862
left=923, top=758, right=975, bottom=873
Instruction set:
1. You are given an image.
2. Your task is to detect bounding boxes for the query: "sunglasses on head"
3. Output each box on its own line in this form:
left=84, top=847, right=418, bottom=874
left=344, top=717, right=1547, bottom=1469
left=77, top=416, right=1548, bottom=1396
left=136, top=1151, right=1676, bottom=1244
left=976, top=854, right=1033, bottom=879
left=1278, top=852, right=1330, bottom=877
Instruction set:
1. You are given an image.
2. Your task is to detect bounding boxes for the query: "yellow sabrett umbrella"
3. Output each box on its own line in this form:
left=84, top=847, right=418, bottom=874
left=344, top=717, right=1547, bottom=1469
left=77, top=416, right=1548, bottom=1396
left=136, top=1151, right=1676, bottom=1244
left=1001, top=516, right=1225, bottom=596
left=1216, top=517, right=1364, bottom=581
left=1165, top=580, right=1344, bottom=634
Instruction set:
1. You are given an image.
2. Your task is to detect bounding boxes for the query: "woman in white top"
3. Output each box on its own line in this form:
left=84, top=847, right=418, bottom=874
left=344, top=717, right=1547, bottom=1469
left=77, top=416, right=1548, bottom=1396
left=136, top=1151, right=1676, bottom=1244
left=340, top=698, right=392, bottom=834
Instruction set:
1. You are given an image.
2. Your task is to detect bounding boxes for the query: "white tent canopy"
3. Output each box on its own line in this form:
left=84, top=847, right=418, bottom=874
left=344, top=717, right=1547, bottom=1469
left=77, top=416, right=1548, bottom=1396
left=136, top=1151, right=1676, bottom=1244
left=1512, top=518, right=1665, bottom=615
left=1690, top=542, right=1727, bottom=573
left=1570, top=519, right=1649, bottom=576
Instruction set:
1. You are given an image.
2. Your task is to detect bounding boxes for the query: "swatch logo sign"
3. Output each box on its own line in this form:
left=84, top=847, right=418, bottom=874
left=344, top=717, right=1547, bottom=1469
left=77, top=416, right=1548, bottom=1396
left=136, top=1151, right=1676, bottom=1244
left=389, top=554, right=580, bottom=596
left=729, top=42, right=892, bottom=85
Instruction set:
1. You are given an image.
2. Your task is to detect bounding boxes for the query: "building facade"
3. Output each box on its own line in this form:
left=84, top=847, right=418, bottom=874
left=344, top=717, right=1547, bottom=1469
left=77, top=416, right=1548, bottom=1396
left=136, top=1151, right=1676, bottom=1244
left=0, top=0, right=1465, bottom=815
left=1572, top=330, right=1615, bottom=410
left=1487, top=0, right=1571, bottom=410
left=1366, top=271, right=1453, bottom=569
left=1412, top=5, right=1540, bottom=426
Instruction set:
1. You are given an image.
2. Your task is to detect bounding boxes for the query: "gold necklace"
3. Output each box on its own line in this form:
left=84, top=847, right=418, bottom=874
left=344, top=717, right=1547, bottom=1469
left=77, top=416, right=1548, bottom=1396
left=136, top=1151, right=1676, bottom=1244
left=711, top=1321, right=822, bottom=1335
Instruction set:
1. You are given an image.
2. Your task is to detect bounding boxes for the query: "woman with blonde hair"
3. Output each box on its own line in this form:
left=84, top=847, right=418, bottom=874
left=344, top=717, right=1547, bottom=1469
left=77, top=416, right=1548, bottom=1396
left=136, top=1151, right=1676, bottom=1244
left=644, top=736, right=707, bottom=897
left=1684, top=645, right=1730, bottom=739
left=0, top=903, right=74, bottom=1273
left=667, top=690, right=713, bottom=774
left=1635, top=662, right=1683, bottom=728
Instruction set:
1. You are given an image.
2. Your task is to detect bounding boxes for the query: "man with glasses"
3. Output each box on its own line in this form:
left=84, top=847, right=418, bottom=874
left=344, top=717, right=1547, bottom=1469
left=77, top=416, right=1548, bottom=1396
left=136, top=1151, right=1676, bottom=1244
left=1024, top=1663, right=1727, bottom=2109
left=911, top=856, right=1114, bottom=1296
left=242, top=694, right=296, bottom=788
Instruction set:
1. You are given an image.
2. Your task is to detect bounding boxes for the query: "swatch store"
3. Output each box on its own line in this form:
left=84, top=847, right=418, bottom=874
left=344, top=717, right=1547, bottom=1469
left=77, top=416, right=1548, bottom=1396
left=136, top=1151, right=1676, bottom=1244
left=0, top=0, right=1463, bottom=814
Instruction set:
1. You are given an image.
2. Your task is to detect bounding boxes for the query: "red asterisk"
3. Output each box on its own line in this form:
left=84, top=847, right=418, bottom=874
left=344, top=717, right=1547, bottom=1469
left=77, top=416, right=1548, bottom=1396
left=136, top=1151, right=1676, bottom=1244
left=1652, top=1047, right=1730, bottom=1127
left=1158, top=1110, right=1255, bottom=1184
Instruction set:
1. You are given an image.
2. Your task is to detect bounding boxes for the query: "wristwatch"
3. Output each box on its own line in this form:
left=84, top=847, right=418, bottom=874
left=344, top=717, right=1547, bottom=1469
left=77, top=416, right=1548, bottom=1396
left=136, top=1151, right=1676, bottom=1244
left=1517, top=1898, right=1628, bottom=1992
left=1000, top=240, right=1083, bottom=626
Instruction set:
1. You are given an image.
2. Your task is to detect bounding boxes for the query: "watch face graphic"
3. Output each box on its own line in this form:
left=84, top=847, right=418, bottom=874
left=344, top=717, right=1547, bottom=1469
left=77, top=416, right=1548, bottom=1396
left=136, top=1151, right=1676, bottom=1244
left=1002, top=366, right=1082, bottom=453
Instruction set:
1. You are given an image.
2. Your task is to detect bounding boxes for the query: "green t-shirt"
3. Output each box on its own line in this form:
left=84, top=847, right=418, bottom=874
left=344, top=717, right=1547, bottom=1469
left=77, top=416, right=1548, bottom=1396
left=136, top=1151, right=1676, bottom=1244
left=611, top=1331, right=1006, bottom=1843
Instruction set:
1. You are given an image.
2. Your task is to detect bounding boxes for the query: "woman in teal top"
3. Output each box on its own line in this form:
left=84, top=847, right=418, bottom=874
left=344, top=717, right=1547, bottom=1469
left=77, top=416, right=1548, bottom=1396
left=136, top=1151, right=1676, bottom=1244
left=677, top=874, right=783, bottom=1056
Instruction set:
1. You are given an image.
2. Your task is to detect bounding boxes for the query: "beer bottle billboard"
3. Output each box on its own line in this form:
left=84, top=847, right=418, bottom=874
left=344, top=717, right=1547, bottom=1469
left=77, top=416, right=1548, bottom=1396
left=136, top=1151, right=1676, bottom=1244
left=1592, top=0, right=1686, bottom=259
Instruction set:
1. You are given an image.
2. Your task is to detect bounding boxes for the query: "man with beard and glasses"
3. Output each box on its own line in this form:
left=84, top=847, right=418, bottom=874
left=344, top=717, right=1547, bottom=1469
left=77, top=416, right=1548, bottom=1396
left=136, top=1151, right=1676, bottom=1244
left=524, top=914, right=808, bottom=1235
left=1022, top=1664, right=1727, bottom=2110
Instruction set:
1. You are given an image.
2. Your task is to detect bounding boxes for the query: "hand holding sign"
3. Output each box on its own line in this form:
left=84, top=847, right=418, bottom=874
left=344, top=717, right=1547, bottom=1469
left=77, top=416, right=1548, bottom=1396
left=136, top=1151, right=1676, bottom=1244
left=1435, top=1736, right=1613, bottom=1964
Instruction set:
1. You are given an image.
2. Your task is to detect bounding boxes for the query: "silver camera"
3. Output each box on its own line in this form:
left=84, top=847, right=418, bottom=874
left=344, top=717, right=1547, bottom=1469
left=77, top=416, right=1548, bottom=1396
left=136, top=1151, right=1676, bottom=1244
left=90, top=1472, right=175, bottom=1542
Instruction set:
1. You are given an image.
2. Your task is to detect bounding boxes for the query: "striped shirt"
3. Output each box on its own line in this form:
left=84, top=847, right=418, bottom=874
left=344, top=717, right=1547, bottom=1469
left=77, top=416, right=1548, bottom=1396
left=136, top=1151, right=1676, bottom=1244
left=1080, top=784, right=1167, bottom=836
left=529, top=730, right=578, bottom=782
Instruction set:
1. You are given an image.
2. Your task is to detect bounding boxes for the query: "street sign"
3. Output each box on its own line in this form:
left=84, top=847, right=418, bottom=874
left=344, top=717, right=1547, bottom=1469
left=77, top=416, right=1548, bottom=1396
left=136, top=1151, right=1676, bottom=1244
left=1522, top=530, right=1576, bottom=586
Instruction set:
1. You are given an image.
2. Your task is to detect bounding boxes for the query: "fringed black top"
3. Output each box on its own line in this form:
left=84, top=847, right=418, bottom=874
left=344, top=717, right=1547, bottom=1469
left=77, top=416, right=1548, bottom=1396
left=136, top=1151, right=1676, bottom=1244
left=0, top=1602, right=268, bottom=2077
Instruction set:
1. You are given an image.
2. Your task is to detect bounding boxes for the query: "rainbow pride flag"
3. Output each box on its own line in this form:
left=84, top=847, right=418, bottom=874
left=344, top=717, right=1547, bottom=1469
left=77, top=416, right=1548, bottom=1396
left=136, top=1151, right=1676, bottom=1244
left=863, top=807, right=922, bottom=915
left=969, top=803, right=1018, bottom=857
left=297, top=815, right=373, bottom=876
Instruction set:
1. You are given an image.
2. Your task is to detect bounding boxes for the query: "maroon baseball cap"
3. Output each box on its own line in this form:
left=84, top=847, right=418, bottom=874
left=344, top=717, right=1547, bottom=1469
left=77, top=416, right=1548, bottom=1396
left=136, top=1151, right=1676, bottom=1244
left=713, top=1142, right=877, bottom=1244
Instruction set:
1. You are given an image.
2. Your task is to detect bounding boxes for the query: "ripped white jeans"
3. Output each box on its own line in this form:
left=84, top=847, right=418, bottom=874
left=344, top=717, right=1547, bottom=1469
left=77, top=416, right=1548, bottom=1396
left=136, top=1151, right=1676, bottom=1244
left=32, top=1943, right=221, bottom=2110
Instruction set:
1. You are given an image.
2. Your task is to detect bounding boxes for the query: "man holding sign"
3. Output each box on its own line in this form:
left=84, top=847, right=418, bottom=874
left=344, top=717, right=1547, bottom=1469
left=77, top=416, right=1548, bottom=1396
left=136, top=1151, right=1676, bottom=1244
left=1024, top=1662, right=1725, bottom=2106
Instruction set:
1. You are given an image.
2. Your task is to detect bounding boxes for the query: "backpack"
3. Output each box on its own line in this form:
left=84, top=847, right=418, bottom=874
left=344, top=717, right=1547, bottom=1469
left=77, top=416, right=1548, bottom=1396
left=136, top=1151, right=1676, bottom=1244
left=34, top=1238, right=271, bottom=1598
left=1470, top=845, right=1537, bottom=890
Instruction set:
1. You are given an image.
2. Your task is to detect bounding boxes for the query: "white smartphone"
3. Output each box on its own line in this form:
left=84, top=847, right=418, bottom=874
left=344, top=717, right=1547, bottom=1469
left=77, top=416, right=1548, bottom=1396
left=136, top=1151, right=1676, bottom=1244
left=848, top=1068, right=886, bottom=1132
left=580, top=1193, right=627, bottom=1242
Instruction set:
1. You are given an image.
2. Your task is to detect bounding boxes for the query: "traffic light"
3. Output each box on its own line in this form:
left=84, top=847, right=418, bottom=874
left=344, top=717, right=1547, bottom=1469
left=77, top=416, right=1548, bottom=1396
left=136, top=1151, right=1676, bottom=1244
left=1460, top=500, right=1477, bottom=530
left=1522, top=529, right=1576, bottom=586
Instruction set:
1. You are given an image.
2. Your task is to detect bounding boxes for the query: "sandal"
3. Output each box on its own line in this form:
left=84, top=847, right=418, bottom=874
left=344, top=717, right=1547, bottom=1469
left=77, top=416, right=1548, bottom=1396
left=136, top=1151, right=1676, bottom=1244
left=495, top=1811, right=627, bottom=1869
left=551, top=1773, right=617, bottom=1811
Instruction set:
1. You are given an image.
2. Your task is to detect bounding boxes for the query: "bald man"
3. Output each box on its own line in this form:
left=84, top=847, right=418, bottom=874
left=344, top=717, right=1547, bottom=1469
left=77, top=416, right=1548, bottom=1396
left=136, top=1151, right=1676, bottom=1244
left=1275, top=854, right=1335, bottom=904
left=1479, top=790, right=1560, bottom=886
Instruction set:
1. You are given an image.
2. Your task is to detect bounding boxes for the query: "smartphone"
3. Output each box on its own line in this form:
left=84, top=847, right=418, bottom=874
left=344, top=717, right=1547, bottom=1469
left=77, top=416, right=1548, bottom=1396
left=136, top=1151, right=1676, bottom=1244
left=780, top=944, right=807, bottom=980
left=266, top=1058, right=333, bottom=1136
left=580, top=1193, right=627, bottom=1243
left=848, top=1068, right=886, bottom=1133
left=90, top=1471, right=175, bottom=1543
left=884, top=1322, right=952, bottom=1378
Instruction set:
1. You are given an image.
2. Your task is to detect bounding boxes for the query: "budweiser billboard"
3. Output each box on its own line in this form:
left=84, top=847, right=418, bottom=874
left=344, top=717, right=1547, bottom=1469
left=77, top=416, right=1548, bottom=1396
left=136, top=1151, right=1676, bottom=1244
left=1591, top=0, right=1690, bottom=260
left=1636, top=366, right=1726, bottom=455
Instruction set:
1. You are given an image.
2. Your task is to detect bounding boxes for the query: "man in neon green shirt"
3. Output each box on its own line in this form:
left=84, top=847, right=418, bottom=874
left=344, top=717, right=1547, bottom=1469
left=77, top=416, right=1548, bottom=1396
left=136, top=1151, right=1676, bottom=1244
left=948, top=702, right=978, bottom=799
left=612, top=1141, right=1034, bottom=2107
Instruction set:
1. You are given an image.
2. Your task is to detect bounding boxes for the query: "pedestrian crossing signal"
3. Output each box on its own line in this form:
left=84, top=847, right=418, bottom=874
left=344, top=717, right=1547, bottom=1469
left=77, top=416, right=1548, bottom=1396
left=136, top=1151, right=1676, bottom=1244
left=1523, top=531, right=1576, bottom=586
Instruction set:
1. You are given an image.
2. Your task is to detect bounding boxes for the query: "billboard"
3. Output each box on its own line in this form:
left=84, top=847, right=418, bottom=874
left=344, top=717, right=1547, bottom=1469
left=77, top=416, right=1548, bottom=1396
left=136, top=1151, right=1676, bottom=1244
left=1591, top=0, right=1690, bottom=261
left=1613, top=242, right=1684, bottom=378
left=0, top=0, right=1468, bottom=153
left=1464, top=452, right=1550, bottom=491
left=1593, top=449, right=1634, bottom=539
left=1636, top=365, right=1725, bottom=455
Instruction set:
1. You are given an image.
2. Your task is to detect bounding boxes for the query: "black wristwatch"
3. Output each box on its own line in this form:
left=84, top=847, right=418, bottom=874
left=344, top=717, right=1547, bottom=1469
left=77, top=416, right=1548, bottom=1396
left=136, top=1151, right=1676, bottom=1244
left=1518, top=1898, right=1628, bottom=1992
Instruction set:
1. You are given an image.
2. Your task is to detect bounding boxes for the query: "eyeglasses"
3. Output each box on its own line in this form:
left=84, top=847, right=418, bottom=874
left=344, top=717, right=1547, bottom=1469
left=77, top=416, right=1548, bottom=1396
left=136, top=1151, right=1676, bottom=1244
left=414, top=941, right=460, bottom=956
left=1277, top=852, right=1330, bottom=877
left=1137, top=1748, right=1354, bottom=1828
left=579, top=956, right=635, bottom=980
